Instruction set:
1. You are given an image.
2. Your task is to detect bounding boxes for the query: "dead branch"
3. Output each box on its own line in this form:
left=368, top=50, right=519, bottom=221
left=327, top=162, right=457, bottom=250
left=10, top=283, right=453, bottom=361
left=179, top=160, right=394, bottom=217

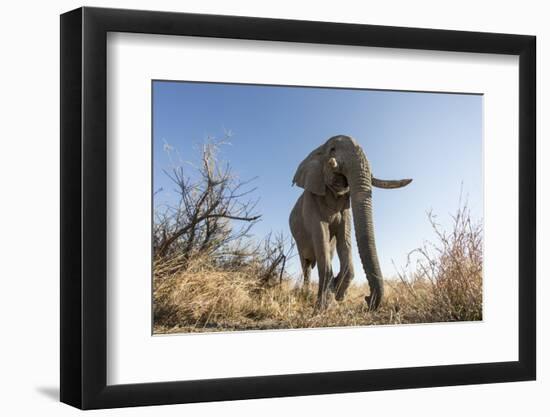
left=154, top=135, right=261, bottom=265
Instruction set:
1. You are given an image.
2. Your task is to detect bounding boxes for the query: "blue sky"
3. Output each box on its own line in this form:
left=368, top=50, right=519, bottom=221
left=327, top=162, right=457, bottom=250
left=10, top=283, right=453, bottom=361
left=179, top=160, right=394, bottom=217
left=153, top=81, right=482, bottom=281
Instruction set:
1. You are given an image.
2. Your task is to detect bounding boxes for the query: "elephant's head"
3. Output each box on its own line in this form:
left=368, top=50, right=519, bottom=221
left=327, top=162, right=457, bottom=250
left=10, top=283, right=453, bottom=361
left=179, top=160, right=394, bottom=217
left=292, top=135, right=412, bottom=310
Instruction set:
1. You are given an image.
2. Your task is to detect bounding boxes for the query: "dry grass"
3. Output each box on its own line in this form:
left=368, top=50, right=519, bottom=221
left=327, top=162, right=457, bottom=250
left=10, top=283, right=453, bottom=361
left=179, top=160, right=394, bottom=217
left=153, top=205, right=482, bottom=334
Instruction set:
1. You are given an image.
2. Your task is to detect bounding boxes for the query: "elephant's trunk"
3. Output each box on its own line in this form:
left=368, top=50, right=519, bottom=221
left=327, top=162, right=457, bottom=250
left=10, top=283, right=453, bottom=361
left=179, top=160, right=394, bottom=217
left=346, top=146, right=384, bottom=310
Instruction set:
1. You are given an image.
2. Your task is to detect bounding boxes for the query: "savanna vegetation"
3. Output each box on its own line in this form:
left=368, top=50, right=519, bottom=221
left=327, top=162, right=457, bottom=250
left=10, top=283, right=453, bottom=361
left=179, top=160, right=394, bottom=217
left=153, top=138, right=482, bottom=334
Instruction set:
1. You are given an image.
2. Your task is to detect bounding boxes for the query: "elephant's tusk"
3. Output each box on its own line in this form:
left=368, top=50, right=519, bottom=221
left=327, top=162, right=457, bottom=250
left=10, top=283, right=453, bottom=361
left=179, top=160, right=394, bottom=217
left=371, top=177, right=413, bottom=189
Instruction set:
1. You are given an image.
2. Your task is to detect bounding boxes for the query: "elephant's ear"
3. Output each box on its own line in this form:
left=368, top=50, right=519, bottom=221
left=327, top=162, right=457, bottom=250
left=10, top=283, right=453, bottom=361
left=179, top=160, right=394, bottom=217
left=292, top=147, right=326, bottom=196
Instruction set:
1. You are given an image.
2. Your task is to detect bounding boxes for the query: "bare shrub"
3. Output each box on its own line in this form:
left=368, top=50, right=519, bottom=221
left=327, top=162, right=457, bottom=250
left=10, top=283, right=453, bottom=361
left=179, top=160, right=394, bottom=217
left=391, top=202, right=483, bottom=323
left=254, top=232, right=296, bottom=286
left=154, top=136, right=260, bottom=272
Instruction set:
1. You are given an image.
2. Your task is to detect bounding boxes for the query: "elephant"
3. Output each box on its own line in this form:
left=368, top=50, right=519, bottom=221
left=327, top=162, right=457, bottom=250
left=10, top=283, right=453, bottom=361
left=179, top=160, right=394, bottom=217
left=289, top=135, right=412, bottom=311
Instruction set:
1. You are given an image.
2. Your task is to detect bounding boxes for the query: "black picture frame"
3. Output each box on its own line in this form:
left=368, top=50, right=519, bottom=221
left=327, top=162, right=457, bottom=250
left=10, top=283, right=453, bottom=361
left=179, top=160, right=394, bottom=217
left=60, top=6, right=536, bottom=410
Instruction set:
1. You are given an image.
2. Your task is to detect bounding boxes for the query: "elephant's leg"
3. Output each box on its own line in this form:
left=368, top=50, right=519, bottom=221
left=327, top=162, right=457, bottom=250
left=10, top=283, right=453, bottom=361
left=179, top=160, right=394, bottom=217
left=290, top=193, right=314, bottom=292
left=328, top=237, right=338, bottom=293
left=329, top=236, right=336, bottom=259
left=312, top=221, right=333, bottom=311
left=300, top=256, right=312, bottom=292
left=295, top=238, right=315, bottom=292
left=334, top=209, right=355, bottom=301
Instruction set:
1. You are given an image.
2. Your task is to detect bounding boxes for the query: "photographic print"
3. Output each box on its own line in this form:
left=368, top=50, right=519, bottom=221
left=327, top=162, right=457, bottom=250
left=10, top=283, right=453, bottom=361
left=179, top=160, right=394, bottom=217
left=152, top=81, right=483, bottom=334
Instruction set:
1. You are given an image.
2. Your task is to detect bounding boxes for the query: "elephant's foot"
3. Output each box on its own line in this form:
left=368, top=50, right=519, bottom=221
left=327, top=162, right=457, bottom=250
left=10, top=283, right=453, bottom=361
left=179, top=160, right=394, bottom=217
left=314, top=300, right=326, bottom=313
left=331, top=274, right=351, bottom=301
left=332, top=279, right=346, bottom=301
left=301, top=283, right=314, bottom=302
left=364, top=295, right=372, bottom=308
left=365, top=292, right=381, bottom=311
left=330, top=272, right=344, bottom=294
left=314, top=295, right=331, bottom=313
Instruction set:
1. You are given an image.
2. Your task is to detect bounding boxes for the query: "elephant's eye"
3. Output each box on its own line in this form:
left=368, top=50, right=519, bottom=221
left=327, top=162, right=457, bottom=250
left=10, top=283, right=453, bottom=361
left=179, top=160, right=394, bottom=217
left=329, top=146, right=336, bottom=153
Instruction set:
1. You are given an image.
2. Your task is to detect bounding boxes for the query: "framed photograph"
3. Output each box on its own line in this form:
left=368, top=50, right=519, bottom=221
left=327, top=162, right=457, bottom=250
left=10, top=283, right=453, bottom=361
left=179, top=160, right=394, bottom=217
left=60, top=6, right=536, bottom=409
